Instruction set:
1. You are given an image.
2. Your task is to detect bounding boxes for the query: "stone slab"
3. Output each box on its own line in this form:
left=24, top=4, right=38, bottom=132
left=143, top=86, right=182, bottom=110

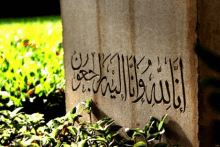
left=61, top=0, right=198, bottom=146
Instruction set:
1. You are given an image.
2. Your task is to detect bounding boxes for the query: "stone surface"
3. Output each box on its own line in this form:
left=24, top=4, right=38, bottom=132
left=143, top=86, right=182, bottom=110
left=61, top=0, right=198, bottom=146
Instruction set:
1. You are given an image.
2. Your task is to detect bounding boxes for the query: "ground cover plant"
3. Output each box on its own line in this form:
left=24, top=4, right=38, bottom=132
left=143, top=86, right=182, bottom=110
left=0, top=99, right=169, bottom=147
left=0, top=16, right=65, bottom=121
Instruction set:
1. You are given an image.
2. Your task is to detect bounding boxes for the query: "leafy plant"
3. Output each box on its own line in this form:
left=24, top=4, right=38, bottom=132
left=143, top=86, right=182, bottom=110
left=124, top=114, right=168, bottom=147
left=0, top=99, right=171, bottom=147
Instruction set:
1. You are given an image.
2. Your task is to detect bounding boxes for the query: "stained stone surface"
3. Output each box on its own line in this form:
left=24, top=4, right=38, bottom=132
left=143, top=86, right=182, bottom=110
left=61, top=0, right=198, bottom=146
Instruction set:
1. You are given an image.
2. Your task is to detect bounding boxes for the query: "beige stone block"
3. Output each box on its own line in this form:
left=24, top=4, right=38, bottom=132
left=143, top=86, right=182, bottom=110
left=61, top=0, right=199, bottom=146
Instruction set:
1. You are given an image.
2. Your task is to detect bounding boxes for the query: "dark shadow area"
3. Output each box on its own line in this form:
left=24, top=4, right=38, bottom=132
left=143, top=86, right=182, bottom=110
left=0, top=92, right=66, bottom=123
left=199, top=77, right=220, bottom=113
left=22, top=92, right=66, bottom=123
left=164, top=120, right=193, bottom=147
left=195, top=45, right=220, bottom=113
left=211, top=120, right=220, bottom=145
left=91, top=100, right=108, bottom=121
left=209, top=92, right=220, bottom=113
left=195, top=44, right=220, bottom=74
left=0, top=0, right=60, bottom=19
left=200, top=78, right=220, bottom=90
left=195, top=44, right=220, bottom=145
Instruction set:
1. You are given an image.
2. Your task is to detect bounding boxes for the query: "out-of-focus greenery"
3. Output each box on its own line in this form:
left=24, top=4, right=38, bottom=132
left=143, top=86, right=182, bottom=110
left=0, top=16, right=65, bottom=113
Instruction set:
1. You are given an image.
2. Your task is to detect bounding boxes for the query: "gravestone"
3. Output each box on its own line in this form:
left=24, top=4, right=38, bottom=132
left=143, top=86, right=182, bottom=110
left=60, top=0, right=220, bottom=146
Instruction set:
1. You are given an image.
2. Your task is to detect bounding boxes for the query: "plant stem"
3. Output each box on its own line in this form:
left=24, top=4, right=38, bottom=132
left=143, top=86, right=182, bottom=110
left=89, top=113, right=92, bottom=124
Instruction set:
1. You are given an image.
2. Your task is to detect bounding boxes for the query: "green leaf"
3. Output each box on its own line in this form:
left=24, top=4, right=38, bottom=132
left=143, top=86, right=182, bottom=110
left=46, top=120, right=53, bottom=128
left=78, top=139, right=89, bottom=147
left=90, top=136, right=108, bottom=143
left=10, top=107, right=23, bottom=118
left=67, top=126, right=78, bottom=135
left=71, top=114, right=82, bottom=121
left=71, top=142, right=78, bottom=147
left=53, top=120, right=60, bottom=128
left=56, top=140, right=62, bottom=147
left=132, top=128, right=143, bottom=133
left=80, top=99, right=91, bottom=114
left=23, top=137, right=34, bottom=146
left=103, top=119, right=115, bottom=130
left=81, top=99, right=91, bottom=107
left=51, top=127, right=62, bottom=138
left=5, top=82, right=11, bottom=91
left=23, top=132, right=34, bottom=138
left=35, top=84, right=43, bottom=94
left=71, top=106, right=77, bottom=114
left=158, top=128, right=165, bottom=135
left=96, top=117, right=111, bottom=125
left=150, top=117, right=159, bottom=124
left=0, top=110, right=10, bottom=117
left=87, top=110, right=91, bottom=114
left=112, top=132, right=119, bottom=138
left=147, top=132, right=159, bottom=142
left=63, top=142, right=71, bottom=147
left=80, top=130, right=89, bottom=140
left=49, top=137, right=57, bottom=146
left=158, top=114, right=167, bottom=131
left=133, top=141, right=147, bottom=147
left=132, top=132, right=146, bottom=140
left=85, top=99, right=91, bottom=108
left=0, top=91, right=10, bottom=97
left=18, top=126, right=28, bottom=134
left=144, top=123, right=150, bottom=136
left=89, top=123, right=102, bottom=131
left=30, top=143, right=40, bottom=147
left=106, top=132, right=112, bottom=142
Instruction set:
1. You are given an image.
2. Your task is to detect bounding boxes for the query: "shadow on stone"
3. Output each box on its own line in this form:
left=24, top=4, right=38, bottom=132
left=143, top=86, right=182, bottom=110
left=210, top=120, right=220, bottom=145
left=209, top=92, right=220, bottom=113
left=195, top=44, right=220, bottom=74
left=91, top=100, right=108, bottom=121
left=164, top=120, right=193, bottom=147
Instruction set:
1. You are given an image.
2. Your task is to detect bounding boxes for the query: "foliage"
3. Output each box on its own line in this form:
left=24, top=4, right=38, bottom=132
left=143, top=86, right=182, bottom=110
left=124, top=114, right=168, bottom=147
left=0, top=99, right=170, bottom=147
left=0, top=16, right=65, bottom=117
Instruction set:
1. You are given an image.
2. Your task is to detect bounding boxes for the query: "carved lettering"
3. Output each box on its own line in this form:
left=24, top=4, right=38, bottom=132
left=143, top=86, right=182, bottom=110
left=71, top=52, right=186, bottom=113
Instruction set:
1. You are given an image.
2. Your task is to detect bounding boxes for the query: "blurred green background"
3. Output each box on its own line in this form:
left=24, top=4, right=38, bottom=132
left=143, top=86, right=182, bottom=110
left=0, top=16, right=65, bottom=122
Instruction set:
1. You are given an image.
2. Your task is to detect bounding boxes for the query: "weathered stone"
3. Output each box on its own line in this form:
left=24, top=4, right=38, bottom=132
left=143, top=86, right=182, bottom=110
left=61, top=0, right=200, bottom=146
